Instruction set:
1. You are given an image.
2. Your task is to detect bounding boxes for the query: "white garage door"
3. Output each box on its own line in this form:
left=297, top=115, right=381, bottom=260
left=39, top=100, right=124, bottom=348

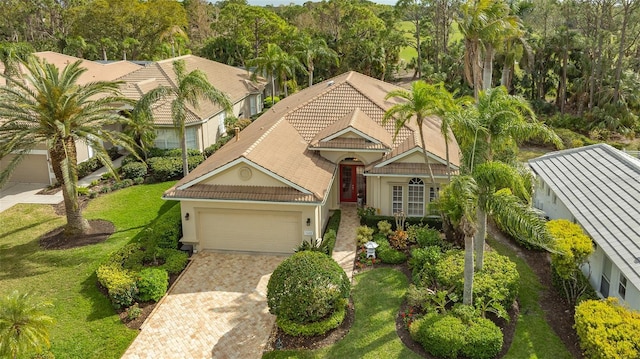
left=198, top=208, right=302, bottom=253
left=0, top=154, right=50, bottom=185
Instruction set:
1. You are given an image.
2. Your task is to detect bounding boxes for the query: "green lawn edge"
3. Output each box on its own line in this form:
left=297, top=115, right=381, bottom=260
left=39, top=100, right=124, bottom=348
left=263, top=267, right=421, bottom=359
left=0, top=181, right=177, bottom=359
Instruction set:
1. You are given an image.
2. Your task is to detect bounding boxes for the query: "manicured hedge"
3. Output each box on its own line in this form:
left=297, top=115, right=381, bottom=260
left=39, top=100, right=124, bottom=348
left=436, top=250, right=519, bottom=310
left=136, top=268, right=169, bottom=302
left=374, top=238, right=407, bottom=264
left=409, top=246, right=442, bottom=286
left=147, top=155, right=204, bottom=182
left=575, top=298, right=640, bottom=359
left=359, top=215, right=442, bottom=231
left=410, top=312, right=503, bottom=359
left=121, top=162, right=148, bottom=179
left=267, top=251, right=350, bottom=325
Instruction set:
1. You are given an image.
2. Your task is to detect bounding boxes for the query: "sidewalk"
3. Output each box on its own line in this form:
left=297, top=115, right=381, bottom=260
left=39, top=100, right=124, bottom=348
left=331, top=203, right=358, bottom=281
left=0, top=156, right=124, bottom=213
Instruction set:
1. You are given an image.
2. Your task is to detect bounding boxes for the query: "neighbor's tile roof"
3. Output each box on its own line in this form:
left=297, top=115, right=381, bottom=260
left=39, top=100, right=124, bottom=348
left=117, top=54, right=265, bottom=125
left=0, top=51, right=141, bottom=86
left=529, top=144, right=640, bottom=289
left=167, top=71, right=460, bottom=203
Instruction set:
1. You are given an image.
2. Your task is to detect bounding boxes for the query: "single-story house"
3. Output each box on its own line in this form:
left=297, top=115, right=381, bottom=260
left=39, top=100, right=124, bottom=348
left=529, top=144, right=640, bottom=310
left=0, top=51, right=142, bottom=186
left=163, top=71, right=460, bottom=254
left=117, top=54, right=266, bottom=152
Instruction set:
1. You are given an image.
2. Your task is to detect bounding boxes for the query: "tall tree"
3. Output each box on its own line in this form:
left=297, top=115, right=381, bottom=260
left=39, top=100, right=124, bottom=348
left=454, top=87, right=562, bottom=269
left=250, top=43, right=284, bottom=99
left=396, top=0, right=429, bottom=79
left=0, top=57, right=139, bottom=236
left=294, top=34, right=338, bottom=87
left=169, top=60, right=232, bottom=176
left=0, top=291, right=54, bottom=359
left=439, top=175, right=478, bottom=305
left=384, top=81, right=455, bottom=187
left=0, top=42, right=32, bottom=80
left=458, top=0, right=517, bottom=99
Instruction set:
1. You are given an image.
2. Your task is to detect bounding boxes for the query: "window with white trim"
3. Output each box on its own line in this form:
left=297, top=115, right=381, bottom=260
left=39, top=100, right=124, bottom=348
left=392, top=185, right=403, bottom=215
left=154, top=127, right=198, bottom=150
left=429, top=186, right=440, bottom=203
left=600, top=256, right=612, bottom=297
left=218, top=112, right=227, bottom=136
left=619, top=274, right=627, bottom=300
left=408, top=178, right=425, bottom=216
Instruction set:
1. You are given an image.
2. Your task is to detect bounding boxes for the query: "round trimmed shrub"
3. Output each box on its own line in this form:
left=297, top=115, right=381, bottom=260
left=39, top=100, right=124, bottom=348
left=136, top=268, right=169, bottom=302
left=121, top=162, right=147, bottom=179
left=159, top=249, right=189, bottom=274
left=276, top=299, right=347, bottom=336
left=410, top=313, right=466, bottom=359
left=267, top=251, right=350, bottom=324
left=462, top=317, right=503, bottom=359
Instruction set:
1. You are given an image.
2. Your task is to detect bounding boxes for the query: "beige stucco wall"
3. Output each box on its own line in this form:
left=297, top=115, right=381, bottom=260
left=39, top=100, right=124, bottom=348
left=0, top=153, right=50, bottom=185
left=76, top=139, right=91, bottom=163
left=203, top=163, right=288, bottom=187
left=178, top=200, right=323, bottom=251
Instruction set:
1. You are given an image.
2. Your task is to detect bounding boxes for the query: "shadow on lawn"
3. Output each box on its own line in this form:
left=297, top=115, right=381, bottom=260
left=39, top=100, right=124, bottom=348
left=81, top=271, right=119, bottom=322
left=0, top=217, right=58, bottom=241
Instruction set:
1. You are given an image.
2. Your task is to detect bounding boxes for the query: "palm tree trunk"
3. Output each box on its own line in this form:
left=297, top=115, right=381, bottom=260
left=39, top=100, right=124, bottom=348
left=417, top=122, right=437, bottom=188
left=308, top=61, right=314, bottom=87
left=50, top=138, right=90, bottom=236
left=463, top=232, right=474, bottom=305
left=181, top=126, right=189, bottom=176
left=474, top=207, right=487, bottom=271
left=482, top=44, right=494, bottom=91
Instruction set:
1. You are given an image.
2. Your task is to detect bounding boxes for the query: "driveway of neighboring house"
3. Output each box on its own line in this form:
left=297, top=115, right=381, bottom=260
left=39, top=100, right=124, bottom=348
left=122, top=252, right=286, bottom=359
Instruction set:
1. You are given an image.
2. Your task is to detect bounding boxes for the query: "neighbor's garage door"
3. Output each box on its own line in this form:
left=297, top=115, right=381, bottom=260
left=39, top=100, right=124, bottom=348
left=0, top=154, right=50, bottom=184
left=198, top=209, right=302, bottom=253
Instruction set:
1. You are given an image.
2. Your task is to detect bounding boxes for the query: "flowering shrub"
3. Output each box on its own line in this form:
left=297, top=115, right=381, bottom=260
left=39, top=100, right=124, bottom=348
left=389, top=229, right=408, bottom=249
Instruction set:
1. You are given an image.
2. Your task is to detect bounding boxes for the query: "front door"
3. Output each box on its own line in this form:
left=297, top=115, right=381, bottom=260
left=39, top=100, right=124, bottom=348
left=340, top=164, right=364, bottom=202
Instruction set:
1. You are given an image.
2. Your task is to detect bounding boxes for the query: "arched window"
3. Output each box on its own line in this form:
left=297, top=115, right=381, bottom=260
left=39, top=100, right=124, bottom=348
left=408, top=178, right=425, bottom=216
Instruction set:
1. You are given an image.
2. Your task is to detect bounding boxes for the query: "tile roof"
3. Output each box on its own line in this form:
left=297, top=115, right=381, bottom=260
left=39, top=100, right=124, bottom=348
left=117, top=54, right=265, bottom=125
left=0, top=51, right=141, bottom=86
left=529, top=144, right=640, bottom=289
left=365, top=163, right=454, bottom=176
left=310, top=138, right=388, bottom=150
left=167, top=71, right=460, bottom=202
left=310, top=108, right=393, bottom=148
left=164, top=184, right=317, bottom=202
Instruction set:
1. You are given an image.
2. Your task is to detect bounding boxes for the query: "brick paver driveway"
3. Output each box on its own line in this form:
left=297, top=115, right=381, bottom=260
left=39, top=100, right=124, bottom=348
left=122, top=252, right=286, bottom=359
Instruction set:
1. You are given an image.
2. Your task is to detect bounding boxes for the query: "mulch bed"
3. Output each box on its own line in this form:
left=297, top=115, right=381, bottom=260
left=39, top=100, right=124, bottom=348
left=39, top=219, right=115, bottom=250
left=117, top=273, right=181, bottom=330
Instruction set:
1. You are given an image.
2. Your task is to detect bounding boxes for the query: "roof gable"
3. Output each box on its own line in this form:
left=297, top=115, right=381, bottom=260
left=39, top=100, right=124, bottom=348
left=529, top=143, right=640, bottom=287
left=310, top=108, right=393, bottom=149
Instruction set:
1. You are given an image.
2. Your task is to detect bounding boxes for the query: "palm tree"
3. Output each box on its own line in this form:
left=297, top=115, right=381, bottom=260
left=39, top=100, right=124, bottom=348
left=0, top=291, right=54, bottom=359
left=0, top=57, right=138, bottom=236
left=170, top=60, right=232, bottom=176
left=274, top=51, right=306, bottom=97
left=384, top=81, right=458, bottom=186
left=250, top=43, right=283, bottom=100
left=294, top=35, right=338, bottom=87
left=439, top=175, right=478, bottom=305
left=453, top=87, right=562, bottom=270
left=123, top=87, right=172, bottom=159
left=458, top=0, right=517, bottom=99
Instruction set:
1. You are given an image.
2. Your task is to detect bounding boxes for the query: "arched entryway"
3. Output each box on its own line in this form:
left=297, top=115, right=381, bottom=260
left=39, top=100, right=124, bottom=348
left=339, top=158, right=366, bottom=204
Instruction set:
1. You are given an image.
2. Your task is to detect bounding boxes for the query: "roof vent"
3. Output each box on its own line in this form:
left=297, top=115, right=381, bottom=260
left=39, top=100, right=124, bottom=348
left=327, top=81, right=334, bottom=87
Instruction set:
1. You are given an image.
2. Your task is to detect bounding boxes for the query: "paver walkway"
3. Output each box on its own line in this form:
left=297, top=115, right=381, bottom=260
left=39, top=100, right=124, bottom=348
left=332, top=203, right=358, bottom=281
left=122, top=252, right=285, bottom=359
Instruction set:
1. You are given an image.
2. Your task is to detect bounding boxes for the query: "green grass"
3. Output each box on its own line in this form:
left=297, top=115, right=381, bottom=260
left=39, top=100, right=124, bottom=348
left=517, top=148, right=548, bottom=162
left=487, top=236, right=574, bottom=359
left=0, top=181, right=177, bottom=358
left=396, top=20, right=463, bottom=64
left=263, top=268, right=421, bottom=359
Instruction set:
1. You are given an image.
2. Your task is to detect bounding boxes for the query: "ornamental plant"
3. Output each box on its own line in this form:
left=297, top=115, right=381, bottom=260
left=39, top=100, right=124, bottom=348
left=267, top=251, right=350, bottom=325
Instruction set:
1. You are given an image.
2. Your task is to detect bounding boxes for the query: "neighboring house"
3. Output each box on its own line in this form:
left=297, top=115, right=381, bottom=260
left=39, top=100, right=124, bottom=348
left=163, top=71, right=460, bottom=254
left=0, top=51, right=142, bottom=186
left=529, top=144, right=640, bottom=310
left=117, top=55, right=266, bottom=152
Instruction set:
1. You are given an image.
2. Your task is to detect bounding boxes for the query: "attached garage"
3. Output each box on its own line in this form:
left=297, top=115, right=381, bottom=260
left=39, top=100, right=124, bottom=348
left=0, top=154, right=51, bottom=185
left=197, top=208, right=303, bottom=253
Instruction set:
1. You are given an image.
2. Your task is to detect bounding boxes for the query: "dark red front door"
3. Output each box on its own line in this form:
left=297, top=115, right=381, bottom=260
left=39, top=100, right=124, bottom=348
left=340, top=164, right=364, bottom=202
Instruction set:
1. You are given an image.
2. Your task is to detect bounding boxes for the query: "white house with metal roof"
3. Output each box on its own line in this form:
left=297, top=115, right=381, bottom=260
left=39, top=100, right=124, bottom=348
left=529, top=144, right=640, bottom=310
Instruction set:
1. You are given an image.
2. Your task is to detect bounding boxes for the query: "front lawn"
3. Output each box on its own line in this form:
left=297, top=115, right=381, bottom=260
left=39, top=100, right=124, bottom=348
left=263, top=268, right=421, bottom=359
left=0, top=181, right=176, bottom=358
